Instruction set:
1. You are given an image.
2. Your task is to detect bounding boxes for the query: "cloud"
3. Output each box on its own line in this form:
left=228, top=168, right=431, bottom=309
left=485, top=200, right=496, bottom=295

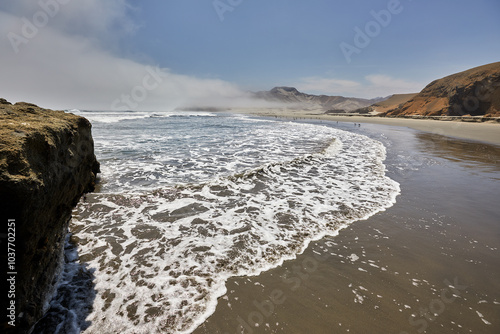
left=296, top=77, right=361, bottom=95
left=0, top=0, right=253, bottom=111
left=0, top=0, right=139, bottom=45
left=295, top=75, right=425, bottom=98
left=364, top=74, right=424, bottom=94
left=0, top=1, right=426, bottom=110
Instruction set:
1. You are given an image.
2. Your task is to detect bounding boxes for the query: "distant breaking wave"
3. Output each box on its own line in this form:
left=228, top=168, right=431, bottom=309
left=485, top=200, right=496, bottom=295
left=73, top=110, right=217, bottom=124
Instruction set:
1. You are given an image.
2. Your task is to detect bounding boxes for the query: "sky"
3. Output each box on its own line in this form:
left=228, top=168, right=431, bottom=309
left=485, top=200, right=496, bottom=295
left=0, top=0, right=499, bottom=111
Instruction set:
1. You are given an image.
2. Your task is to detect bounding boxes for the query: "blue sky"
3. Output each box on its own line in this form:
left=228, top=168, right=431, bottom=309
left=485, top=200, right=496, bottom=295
left=128, top=0, right=500, bottom=87
left=1, top=0, right=499, bottom=110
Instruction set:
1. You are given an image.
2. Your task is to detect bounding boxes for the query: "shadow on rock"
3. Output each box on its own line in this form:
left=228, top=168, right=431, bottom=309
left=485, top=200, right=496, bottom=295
left=32, top=233, right=96, bottom=334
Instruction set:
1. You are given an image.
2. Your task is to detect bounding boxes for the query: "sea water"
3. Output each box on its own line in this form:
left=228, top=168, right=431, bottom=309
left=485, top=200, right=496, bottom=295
left=39, top=111, right=400, bottom=333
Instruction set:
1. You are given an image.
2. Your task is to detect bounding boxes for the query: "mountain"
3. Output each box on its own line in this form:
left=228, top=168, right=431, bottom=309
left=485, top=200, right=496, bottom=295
left=353, top=93, right=418, bottom=114
left=254, top=86, right=387, bottom=112
left=383, top=62, right=500, bottom=117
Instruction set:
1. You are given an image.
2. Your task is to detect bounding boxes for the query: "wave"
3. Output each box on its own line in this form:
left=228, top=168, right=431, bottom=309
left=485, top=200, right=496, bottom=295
left=71, top=125, right=400, bottom=333
left=152, top=112, right=217, bottom=118
left=70, top=110, right=218, bottom=123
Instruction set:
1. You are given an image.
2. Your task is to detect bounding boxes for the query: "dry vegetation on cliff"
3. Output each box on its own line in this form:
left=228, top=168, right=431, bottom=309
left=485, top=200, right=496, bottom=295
left=383, top=62, right=500, bottom=117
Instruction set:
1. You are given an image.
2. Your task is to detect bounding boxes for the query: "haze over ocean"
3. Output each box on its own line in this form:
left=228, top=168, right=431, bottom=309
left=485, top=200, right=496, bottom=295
left=1, top=0, right=499, bottom=109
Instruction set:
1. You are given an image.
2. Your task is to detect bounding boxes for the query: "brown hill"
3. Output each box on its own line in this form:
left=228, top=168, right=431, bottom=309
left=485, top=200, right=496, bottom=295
left=353, top=93, right=417, bottom=114
left=255, top=86, right=386, bottom=112
left=383, top=62, right=500, bottom=117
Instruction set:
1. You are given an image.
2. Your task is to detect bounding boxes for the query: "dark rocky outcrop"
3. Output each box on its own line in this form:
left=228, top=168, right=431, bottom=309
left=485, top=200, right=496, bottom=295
left=254, top=86, right=386, bottom=112
left=0, top=99, right=99, bottom=333
left=383, top=62, right=500, bottom=117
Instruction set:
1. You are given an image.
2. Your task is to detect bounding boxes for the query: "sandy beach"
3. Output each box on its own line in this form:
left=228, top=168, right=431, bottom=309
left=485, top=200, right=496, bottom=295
left=229, top=108, right=500, bottom=146
left=194, top=114, right=500, bottom=333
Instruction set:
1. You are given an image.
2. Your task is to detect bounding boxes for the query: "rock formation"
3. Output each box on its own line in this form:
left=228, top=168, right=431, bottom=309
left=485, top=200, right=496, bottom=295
left=0, top=99, right=99, bottom=333
left=254, top=86, right=386, bottom=112
left=383, top=62, right=500, bottom=117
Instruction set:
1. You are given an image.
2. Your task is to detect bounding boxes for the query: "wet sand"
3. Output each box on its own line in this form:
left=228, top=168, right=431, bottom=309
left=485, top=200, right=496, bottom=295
left=193, top=119, right=500, bottom=333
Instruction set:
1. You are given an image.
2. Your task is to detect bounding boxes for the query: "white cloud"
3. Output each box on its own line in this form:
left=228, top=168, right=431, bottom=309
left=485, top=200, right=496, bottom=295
left=296, top=77, right=361, bottom=95
left=0, top=1, right=427, bottom=110
left=0, top=1, right=254, bottom=111
left=296, top=74, right=424, bottom=98
left=0, top=0, right=138, bottom=43
left=365, top=74, right=424, bottom=94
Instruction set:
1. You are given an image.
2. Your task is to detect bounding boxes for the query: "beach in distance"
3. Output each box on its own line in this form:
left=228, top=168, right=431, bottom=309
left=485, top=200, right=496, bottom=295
left=230, top=107, right=500, bottom=146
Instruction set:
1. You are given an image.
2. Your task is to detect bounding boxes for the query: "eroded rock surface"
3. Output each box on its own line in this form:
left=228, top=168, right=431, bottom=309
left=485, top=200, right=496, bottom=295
left=0, top=98, right=99, bottom=333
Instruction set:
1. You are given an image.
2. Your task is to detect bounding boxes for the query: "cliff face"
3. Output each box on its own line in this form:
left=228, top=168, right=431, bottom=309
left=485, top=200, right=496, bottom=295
left=383, top=62, right=500, bottom=117
left=0, top=99, right=99, bottom=333
left=254, top=86, right=386, bottom=112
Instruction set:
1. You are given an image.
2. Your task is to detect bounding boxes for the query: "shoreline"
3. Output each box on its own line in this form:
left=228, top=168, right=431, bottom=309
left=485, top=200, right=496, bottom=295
left=229, top=108, right=500, bottom=146
left=194, top=113, right=500, bottom=334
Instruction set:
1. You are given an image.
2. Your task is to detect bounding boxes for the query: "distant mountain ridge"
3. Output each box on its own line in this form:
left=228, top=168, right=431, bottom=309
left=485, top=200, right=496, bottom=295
left=383, top=62, right=500, bottom=117
left=254, top=86, right=387, bottom=112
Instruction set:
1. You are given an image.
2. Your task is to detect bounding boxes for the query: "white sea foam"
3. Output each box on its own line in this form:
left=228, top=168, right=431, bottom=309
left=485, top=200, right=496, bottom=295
left=67, top=114, right=399, bottom=333
left=73, top=110, right=217, bottom=124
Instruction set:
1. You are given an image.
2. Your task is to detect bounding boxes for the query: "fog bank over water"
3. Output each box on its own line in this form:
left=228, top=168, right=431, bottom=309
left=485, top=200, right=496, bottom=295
left=0, top=2, right=270, bottom=111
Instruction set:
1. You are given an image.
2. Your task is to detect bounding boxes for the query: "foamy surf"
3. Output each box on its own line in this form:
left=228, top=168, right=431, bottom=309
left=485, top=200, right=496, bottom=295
left=59, top=113, right=399, bottom=333
left=72, top=110, right=217, bottom=124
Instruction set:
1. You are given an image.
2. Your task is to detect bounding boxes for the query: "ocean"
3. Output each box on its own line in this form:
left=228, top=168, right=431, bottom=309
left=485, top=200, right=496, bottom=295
left=36, top=111, right=400, bottom=333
